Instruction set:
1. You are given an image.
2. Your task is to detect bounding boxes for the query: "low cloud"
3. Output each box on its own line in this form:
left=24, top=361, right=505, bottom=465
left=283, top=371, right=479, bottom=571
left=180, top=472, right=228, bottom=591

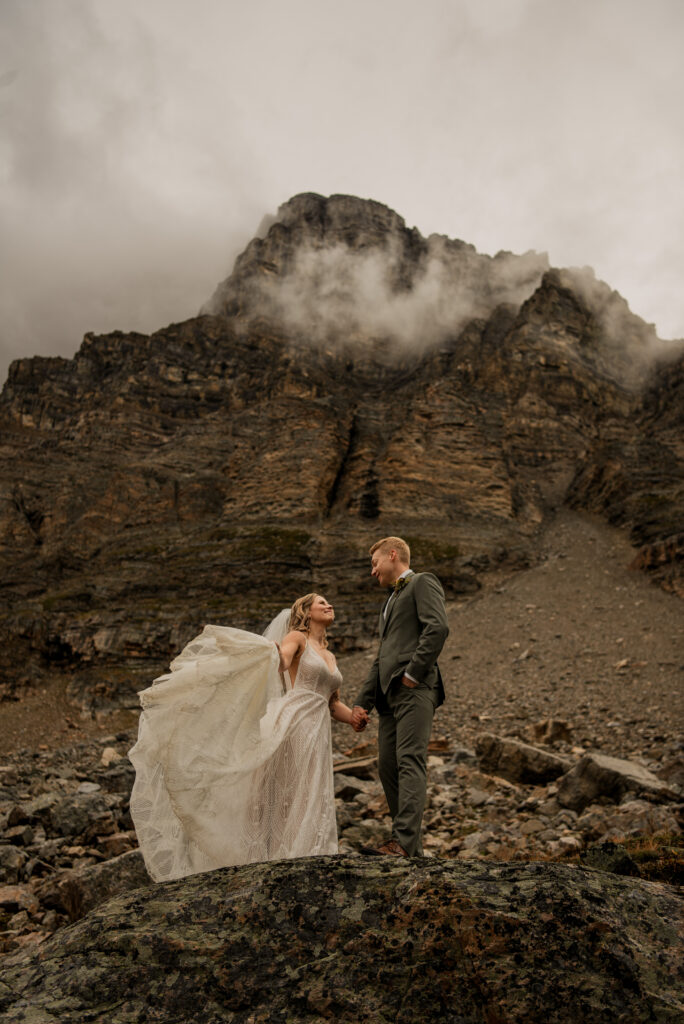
left=204, top=203, right=684, bottom=388
left=211, top=230, right=550, bottom=355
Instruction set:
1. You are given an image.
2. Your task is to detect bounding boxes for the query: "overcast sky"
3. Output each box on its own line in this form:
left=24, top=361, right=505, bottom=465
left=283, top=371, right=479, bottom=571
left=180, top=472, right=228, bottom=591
left=1, top=0, right=682, bottom=384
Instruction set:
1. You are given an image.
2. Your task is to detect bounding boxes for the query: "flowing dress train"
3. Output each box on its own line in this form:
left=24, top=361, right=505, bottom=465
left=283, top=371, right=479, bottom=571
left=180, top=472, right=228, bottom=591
left=128, top=625, right=340, bottom=881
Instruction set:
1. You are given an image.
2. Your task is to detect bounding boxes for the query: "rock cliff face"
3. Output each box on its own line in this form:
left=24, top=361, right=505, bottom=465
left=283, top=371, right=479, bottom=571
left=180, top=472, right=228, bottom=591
left=0, top=856, right=681, bottom=1023
left=0, top=193, right=682, bottom=710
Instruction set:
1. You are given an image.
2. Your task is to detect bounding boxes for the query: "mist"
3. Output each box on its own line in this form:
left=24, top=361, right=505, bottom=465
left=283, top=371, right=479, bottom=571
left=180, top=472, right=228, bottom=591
left=1, top=0, right=684, bottom=385
left=205, top=199, right=684, bottom=389
left=227, top=233, right=550, bottom=352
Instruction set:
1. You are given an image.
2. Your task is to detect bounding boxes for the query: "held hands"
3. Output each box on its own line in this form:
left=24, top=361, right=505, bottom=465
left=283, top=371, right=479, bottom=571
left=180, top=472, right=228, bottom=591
left=350, top=706, right=369, bottom=732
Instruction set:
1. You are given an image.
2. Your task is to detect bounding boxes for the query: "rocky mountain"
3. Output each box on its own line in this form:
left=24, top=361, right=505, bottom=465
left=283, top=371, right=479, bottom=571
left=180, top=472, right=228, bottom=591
left=0, top=193, right=682, bottom=714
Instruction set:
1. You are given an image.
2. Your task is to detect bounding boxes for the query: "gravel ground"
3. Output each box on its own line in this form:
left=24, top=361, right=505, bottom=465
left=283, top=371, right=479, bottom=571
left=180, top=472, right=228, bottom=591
left=0, top=685, right=137, bottom=758
left=335, top=509, right=684, bottom=764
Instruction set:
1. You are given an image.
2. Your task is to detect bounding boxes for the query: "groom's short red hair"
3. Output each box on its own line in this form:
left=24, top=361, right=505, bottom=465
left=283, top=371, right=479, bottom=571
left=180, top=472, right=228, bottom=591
left=369, top=536, right=411, bottom=565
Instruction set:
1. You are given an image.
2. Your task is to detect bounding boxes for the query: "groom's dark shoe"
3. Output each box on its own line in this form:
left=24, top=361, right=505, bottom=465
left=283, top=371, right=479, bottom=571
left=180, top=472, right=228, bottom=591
left=362, top=839, right=408, bottom=857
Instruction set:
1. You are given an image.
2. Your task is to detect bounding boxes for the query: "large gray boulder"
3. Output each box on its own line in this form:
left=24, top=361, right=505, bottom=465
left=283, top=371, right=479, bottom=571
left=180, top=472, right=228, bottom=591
left=0, top=856, right=681, bottom=1023
left=557, top=753, right=680, bottom=812
left=476, top=732, right=571, bottom=784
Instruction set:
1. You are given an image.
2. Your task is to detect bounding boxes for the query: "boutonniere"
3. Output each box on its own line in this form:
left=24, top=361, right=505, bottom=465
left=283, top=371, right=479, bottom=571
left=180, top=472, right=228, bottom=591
left=393, top=575, right=411, bottom=593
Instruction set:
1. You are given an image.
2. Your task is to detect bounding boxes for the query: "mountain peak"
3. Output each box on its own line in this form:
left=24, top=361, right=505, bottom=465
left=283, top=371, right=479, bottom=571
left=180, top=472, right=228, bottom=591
left=200, top=194, right=680, bottom=392
left=202, top=192, right=550, bottom=356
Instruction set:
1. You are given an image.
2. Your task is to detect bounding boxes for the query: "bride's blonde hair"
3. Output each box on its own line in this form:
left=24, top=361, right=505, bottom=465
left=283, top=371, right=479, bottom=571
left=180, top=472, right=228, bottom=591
left=288, top=593, right=329, bottom=648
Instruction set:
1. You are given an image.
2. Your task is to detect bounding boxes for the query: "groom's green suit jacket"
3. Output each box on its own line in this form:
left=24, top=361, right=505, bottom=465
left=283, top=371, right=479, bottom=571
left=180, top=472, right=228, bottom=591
left=355, top=571, right=449, bottom=711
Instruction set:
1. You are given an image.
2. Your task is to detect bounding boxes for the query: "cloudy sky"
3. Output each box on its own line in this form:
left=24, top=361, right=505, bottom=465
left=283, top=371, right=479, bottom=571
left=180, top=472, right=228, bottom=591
left=1, top=0, right=682, bottom=384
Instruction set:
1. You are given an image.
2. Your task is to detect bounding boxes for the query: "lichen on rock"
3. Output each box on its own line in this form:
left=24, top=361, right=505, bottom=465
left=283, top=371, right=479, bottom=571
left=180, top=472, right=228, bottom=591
left=0, top=855, right=682, bottom=1023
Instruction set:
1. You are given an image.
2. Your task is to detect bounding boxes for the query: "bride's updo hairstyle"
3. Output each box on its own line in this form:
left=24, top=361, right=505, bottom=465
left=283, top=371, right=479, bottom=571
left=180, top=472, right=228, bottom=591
left=289, top=593, right=329, bottom=648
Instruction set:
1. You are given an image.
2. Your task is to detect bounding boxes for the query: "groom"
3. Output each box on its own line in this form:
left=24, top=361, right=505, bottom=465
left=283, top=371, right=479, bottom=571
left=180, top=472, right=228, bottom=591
left=352, top=536, right=449, bottom=857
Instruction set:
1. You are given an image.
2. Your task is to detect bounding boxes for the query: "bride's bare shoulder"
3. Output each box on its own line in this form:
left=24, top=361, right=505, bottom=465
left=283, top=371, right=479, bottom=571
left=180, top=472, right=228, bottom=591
left=282, top=629, right=307, bottom=649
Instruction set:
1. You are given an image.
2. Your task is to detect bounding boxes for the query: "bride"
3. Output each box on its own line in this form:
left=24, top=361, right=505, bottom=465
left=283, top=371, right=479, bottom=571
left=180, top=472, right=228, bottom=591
left=129, top=593, right=365, bottom=881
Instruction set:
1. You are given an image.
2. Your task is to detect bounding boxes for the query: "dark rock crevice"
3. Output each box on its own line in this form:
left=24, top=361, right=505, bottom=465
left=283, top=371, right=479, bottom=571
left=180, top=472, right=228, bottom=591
left=325, top=414, right=359, bottom=517
left=358, top=468, right=380, bottom=519
left=10, top=489, right=43, bottom=546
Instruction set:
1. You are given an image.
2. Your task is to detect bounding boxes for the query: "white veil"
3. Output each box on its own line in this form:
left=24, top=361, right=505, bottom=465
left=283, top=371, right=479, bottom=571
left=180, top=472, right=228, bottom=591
left=263, top=607, right=292, bottom=645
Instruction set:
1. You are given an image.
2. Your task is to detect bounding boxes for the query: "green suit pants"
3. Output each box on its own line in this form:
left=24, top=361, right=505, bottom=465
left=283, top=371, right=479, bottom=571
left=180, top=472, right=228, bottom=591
left=376, top=679, right=438, bottom=856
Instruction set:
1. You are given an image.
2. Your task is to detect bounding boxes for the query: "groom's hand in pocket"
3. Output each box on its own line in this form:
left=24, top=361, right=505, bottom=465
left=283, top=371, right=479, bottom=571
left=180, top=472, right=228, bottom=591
left=401, top=675, right=418, bottom=688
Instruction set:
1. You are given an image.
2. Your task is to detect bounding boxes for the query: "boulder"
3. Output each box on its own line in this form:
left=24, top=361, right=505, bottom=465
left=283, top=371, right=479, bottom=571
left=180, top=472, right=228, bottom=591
left=48, top=793, right=110, bottom=838
left=3, top=825, right=34, bottom=847
left=532, top=718, right=572, bottom=745
left=96, top=832, right=136, bottom=858
left=576, top=799, right=682, bottom=843
left=449, top=744, right=477, bottom=765
left=557, top=753, right=680, bottom=812
left=0, top=847, right=27, bottom=885
left=476, top=733, right=571, bottom=784
left=0, top=884, right=39, bottom=919
left=98, top=762, right=136, bottom=794
left=334, top=773, right=377, bottom=801
left=76, top=781, right=101, bottom=795
left=581, top=842, right=639, bottom=877
left=0, top=768, right=18, bottom=788
left=0, top=857, right=681, bottom=1023
left=33, top=849, right=149, bottom=922
left=7, top=794, right=59, bottom=829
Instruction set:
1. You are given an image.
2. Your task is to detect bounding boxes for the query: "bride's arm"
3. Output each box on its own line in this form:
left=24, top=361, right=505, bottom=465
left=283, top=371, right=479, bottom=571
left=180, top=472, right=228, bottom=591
left=330, top=697, right=366, bottom=731
left=276, top=630, right=306, bottom=674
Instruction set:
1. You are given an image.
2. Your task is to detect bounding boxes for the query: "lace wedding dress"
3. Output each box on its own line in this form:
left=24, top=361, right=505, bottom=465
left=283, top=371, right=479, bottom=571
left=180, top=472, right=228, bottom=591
left=128, top=619, right=340, bottom=881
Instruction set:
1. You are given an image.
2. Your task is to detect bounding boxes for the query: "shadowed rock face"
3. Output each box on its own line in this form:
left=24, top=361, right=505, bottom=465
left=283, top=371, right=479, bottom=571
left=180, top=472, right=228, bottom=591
left=0, top=193, right=682, bottom=710
left=0, top=856, right=681, bottom=1023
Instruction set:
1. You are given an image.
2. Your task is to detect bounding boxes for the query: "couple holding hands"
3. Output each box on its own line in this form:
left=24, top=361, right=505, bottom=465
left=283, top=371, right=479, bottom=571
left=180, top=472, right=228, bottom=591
left=130, top=536, right=449, bottom=881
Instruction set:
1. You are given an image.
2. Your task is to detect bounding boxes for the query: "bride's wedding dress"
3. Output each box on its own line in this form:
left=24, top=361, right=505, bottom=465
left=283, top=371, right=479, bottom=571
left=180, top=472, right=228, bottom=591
left=128, top=620, right=340, bottom=881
